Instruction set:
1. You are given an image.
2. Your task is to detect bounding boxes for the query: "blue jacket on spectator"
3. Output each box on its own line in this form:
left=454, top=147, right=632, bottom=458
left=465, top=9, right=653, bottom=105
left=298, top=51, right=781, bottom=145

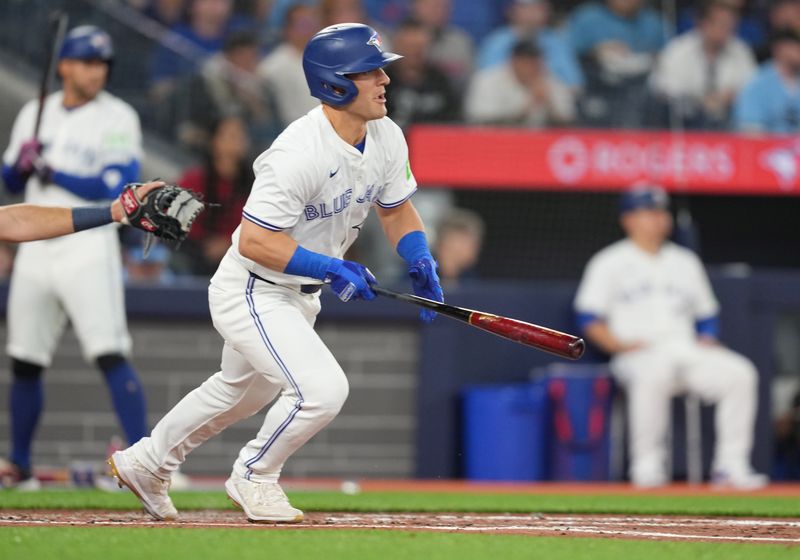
left=734, top=62, right=800, bottom=134
left=568, top=2, right=665, bottom=55
left=151, top=18, right=251, bottom=85
left=477, top=27, right=584, bottom=88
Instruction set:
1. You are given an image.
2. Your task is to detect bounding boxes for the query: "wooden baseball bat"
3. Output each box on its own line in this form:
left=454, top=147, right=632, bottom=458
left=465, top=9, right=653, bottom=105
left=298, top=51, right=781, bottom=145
left=33, top=11, right=69, bottom=140
left=373, top=286, right=585, bottom=360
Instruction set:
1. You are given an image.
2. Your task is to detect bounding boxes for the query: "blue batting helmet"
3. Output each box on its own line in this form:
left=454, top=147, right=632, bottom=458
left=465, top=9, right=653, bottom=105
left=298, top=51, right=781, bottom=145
left=619, top=184, right=670, bottom=214
left=302, top=23, right=401, bottom=106
left=59, top=25, right=114, bottom=62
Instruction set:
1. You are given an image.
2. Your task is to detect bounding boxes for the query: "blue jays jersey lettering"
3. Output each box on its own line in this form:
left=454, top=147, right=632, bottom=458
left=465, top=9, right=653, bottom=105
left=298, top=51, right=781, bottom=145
left=224, top=105, right=417, bottom=288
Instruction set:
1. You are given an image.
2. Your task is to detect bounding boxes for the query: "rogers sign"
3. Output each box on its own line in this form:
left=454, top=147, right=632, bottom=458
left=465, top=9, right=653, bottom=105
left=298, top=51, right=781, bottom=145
left=547, top=135, right=735, bottom=185
left=408, top=126, right=800, bottom=195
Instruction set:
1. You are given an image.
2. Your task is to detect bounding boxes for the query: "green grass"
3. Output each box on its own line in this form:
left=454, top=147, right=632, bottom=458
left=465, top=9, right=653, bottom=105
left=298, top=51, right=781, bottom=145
left=2, top=489, right=800, bottom=517
left=1, top=527, right=797, bottom=560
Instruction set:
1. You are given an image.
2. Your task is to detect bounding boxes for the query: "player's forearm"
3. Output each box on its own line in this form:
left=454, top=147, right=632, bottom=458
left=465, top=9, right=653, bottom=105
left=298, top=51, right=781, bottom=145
left=238, top=219, right=299, bottom=272
left=377, top=200, right=425, bottom=248
left=0, top=205, right=76, bottom=242
left=0, top=204, right=113, bottom=242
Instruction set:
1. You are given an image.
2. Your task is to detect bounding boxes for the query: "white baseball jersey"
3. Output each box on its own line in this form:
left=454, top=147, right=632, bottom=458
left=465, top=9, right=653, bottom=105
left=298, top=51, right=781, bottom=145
left=575, top=239, right=759, bottom=486
left=218, top=105, right=417, bottom=289
left=3, top=90, right=141, bottom=365
left=130, top=106, right=419, bottom=485
left=574, top=239, right=719, bottom=345
left=3, top=91, right=142, bottom=207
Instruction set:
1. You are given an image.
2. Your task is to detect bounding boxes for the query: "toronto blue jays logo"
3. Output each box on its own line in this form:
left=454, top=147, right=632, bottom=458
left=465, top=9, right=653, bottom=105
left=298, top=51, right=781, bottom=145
left=367, top=32, right=383, bottom=52
left=90, top=33, right=110, bottom=50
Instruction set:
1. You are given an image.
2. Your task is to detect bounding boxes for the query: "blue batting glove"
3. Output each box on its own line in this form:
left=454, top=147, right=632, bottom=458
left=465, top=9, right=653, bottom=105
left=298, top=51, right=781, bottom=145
left=408, top=256, right=444, bottom=323
left=325, top=259, right=377, bottom=302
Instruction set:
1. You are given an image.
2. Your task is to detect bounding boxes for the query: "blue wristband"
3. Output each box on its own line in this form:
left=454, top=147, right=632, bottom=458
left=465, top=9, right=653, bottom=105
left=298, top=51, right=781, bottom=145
left=396, top=230, right=431, bottom=264
left=695, top=316, right=720, bottom=338
left=284, top=245, right=333, bottom=280
left=72, top=206, right=113, bottom=232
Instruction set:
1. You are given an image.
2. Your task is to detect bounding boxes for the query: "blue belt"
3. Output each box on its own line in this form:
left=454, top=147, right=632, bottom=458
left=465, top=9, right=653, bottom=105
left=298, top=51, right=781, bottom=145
left=249, top=272, right=322, bottom=294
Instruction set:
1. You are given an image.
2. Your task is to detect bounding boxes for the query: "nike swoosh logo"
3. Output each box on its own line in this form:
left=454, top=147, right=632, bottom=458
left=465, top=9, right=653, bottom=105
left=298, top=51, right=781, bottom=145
left=329, top=168, right=340, bottom=178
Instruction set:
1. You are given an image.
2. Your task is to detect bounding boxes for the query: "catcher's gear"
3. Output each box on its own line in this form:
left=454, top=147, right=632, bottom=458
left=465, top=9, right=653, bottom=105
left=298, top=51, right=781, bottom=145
left=119, top=183, right=205, bottom=243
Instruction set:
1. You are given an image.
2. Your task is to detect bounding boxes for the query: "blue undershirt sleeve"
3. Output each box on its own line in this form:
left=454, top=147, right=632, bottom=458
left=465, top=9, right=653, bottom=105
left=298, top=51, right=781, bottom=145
left=576, top=311, right=602, bottom=332
left=51, top=160, right=140, bottom=200
left=2, top=164, right=28, bottom=194
left=695, top=315, right=720, bottom=338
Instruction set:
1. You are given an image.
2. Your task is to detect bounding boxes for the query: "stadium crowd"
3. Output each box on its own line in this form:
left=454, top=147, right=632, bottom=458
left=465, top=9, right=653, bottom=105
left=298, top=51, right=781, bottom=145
left=133, top=0, right=800, bottom=141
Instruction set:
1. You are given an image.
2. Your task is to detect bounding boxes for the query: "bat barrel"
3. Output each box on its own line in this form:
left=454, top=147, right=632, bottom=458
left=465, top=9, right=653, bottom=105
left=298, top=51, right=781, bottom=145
left=469, top=313, right=585, bottom=360
left=373, top=286, right=585, bottom=360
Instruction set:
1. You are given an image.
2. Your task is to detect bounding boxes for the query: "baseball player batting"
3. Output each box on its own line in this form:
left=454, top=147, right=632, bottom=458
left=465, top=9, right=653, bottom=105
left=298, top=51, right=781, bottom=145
left=1, top=26, right=147, bottom=488
left=109, top=23, right=444, bottom=523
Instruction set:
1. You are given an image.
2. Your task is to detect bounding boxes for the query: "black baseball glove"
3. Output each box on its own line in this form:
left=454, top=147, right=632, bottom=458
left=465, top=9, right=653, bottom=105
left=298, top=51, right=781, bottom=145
left=119, top=182, right=206, bottom=244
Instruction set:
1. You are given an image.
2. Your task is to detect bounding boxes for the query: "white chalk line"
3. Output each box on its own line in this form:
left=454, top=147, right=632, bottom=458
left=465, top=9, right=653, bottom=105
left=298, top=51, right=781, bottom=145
left=1, top=514, right=800, bottom=543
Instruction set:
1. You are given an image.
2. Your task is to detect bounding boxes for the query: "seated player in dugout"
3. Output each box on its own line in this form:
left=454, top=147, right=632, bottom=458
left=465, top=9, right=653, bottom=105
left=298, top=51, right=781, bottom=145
left=573, top=185, right=766, bottom=490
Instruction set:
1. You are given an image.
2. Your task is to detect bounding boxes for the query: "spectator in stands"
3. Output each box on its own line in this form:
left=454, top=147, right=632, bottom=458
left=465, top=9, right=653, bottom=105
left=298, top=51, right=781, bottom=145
left=650, top=1, right=756, bottom=130
left=177, top=115, right=254, bottom=275
left=233, top=0, right=281, bottom=48
left=569, top=0, right=665, bottom=66
left=150, top=0, right=248, bottom=101
left=176, top=30, right=280, bottom=153
left=123, top=243, right=176, bottom=285
left=477, top=0, right=583, bottom=90
left=769, top=0, right=800, bottom=35
left=676, top=0, right=766, bottom=53
left=574, top=185, right=766, bottom=489
left=384, top=19, right=461, bottom=130
left=760, top=0, right=800, bottom=59
left=465, top=39, right=575, bottom=127
left=409, top=0, right=474, bottom=87
left=258, top=3, right=320, bottom=127
left=136, top=0, right=187, bottom=28
left=568, top=0, right=666, bottom=127
left=735, top=28, right=800, bottom=133
left=434, top=208, right=484, bottom=289
left=320, top=0, right=392, bottom=49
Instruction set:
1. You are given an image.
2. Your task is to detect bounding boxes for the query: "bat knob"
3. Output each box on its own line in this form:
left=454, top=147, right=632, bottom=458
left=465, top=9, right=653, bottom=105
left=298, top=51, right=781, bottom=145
left=567, top=338, right=586, bottom=360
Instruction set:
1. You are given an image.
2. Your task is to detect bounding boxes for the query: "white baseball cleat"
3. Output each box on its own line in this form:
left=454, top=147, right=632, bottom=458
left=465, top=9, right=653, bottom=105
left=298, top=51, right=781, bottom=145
left=711, top=469, right=769, bottom=491
left=108, top=450, right=178, bottom=521
left=225, top=475, right=304, bottom=523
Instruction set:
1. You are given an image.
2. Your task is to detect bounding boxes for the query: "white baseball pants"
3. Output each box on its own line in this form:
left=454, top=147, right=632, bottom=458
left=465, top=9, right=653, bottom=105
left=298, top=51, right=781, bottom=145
left=611, top=340, right=758, bottom=483
left=131, top=264, right=348, bottom=482
left=7, top=229, right=131, bottom=366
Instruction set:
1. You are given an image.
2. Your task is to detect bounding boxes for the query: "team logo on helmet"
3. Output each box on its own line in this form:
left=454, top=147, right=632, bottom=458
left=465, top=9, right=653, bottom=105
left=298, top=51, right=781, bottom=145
left=90, top=34, right=109, bottom=49
left=367, top=31, right=383, bottom=52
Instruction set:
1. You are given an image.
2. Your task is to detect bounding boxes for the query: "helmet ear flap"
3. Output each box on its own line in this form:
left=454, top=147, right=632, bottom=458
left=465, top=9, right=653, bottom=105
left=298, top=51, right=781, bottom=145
left=312, top=69, right=359, bottom=106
